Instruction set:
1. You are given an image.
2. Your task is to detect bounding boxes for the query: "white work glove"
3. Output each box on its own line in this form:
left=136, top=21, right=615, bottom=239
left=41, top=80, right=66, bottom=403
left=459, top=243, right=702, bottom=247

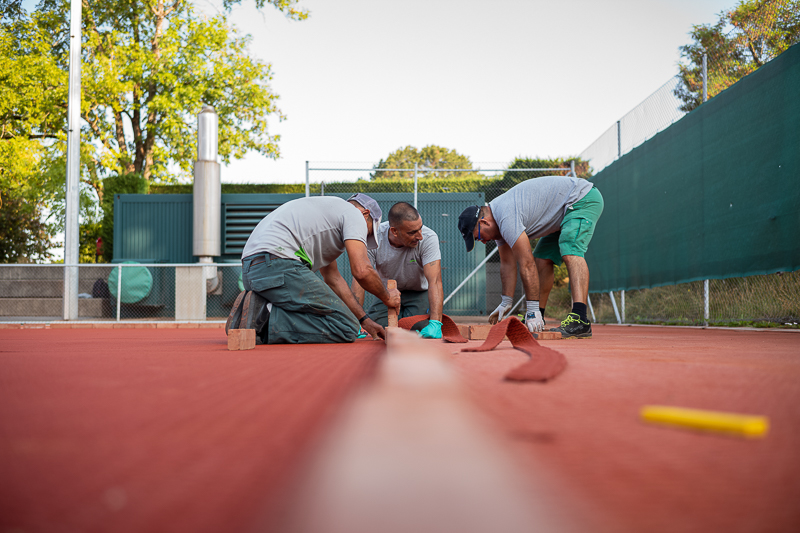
left=525, top=300, right=545, bottom=333
left=489, top=295, right=514, bottom=325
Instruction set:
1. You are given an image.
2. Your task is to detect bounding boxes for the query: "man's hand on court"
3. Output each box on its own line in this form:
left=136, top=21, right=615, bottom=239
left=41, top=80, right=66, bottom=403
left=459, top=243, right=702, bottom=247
left=385, top=287, right=401, bottom=310
left=489, top=295, right=514, bottom=325
left=362, top=318, right=387, bottom=341
left=419, top=319, right=443, bottom=339
left=525, top=312, right=545, bottom=333
left=525, top=300, right=544, bottom=333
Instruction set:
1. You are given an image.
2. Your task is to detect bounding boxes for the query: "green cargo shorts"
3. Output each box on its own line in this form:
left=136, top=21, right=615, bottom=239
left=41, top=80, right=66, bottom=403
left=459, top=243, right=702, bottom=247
left=533, top=187, right=604, bottom=265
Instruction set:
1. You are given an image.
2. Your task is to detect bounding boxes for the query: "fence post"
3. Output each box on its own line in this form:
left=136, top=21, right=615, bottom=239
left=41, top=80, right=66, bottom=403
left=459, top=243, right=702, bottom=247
left=305, top=161, right=310, bottom=198
left=116, top=264, right=122, bottom=322
left=703, top=53, right=709, bottom=327
left=621, top=290, right=625, bottom=323
left=414, top=163, right=418, bottom=209
left=62, top=0, right=82, bottom=321
left=609, top=291, right=621, bottom=324
left=587, top=294, right=596, bottom=323
left=702, top=53, right=708, bottom=103
left=616, top=120, right=621, bottom=159
left=321, top=182, right=324, bottom=196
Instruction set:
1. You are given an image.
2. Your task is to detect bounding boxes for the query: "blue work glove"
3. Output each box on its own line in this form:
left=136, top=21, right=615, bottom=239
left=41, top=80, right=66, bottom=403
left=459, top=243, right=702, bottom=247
left=419, top=319, right=443, bottom=339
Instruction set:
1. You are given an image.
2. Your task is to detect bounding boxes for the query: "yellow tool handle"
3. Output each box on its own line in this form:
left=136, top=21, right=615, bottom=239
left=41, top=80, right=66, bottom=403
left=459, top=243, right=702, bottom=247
left=641, top=405, right=769, bottom=437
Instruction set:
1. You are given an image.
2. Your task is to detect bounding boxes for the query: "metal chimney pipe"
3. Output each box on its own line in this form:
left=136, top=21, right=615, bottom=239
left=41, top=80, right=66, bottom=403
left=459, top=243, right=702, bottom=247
left=193, top=105, right=221, bottom=294
left=193, top=105, right=221, bottom=258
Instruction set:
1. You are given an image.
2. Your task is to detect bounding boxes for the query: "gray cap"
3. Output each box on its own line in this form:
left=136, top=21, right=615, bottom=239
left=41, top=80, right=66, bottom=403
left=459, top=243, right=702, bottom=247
left=347, top=193, right=382, bottom=250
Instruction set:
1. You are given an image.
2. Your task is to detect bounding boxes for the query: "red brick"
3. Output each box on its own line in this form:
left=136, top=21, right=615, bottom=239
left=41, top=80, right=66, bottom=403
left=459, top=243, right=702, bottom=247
left=0, top=323, right=23, bottom=329
left=536, top=331, right=563, bottom=340
left=177, top=323, right=200, bottom=329
left=156, top=323, right=179, bottom=329
left=468, top=324, right=511, bottom=341
left=228, top=329, right=255, bottom=351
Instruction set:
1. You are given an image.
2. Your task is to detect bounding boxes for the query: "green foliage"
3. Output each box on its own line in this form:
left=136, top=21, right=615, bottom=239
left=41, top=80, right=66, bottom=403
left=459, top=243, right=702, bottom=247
left=675, top=0, right=800, bottom=112
left=0, top=194, right=53, bottom=262
left=99, top=173, right=149, bottom=263
left=491, top=157, right=589, bottom=202
left=372, top=145, right=480, bottom=180
left=4, top=0, right=307, bottom=260
left=149, top=177, right=501, bottom=196
left=221, top=0, right=309, bottom=20
left=0, top=14, right=66, bottom=261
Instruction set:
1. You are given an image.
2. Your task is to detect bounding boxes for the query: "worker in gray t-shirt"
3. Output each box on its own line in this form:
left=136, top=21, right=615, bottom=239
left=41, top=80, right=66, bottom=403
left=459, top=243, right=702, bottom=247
left=352, top=202, right=444, bottom=338
left=233, top=194, right=401, bottom=344
left=457, top=176, right=604, bottom=339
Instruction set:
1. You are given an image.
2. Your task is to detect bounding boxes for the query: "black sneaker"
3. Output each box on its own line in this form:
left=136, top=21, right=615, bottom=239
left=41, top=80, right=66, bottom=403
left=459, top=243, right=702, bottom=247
left=225, top=291, right=247, bottom=336
left=241, top=291, right=271, bottom=345
left=550, top=312, right=592, bottom=339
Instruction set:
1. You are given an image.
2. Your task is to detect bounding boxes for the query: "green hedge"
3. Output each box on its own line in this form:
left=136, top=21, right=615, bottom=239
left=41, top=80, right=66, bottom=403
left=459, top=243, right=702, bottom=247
left=149, top=177, right=502, bottom=196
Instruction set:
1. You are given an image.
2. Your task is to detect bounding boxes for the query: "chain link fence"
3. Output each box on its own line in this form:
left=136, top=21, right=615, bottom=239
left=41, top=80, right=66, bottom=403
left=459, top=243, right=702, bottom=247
left=573, top=0, right=800, bottom=329
left=0, top=264, right=244, bottom=322
left=585, top=273, right=800, bottom=327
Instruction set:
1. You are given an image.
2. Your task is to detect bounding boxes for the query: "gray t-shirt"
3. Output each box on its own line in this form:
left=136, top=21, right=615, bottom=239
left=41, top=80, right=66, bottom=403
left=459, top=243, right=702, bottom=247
left=490, top=176, right=594, bottom=246
left=368, top=221, right=441, bottom=291
left=241, top=196, right=368, bottom=272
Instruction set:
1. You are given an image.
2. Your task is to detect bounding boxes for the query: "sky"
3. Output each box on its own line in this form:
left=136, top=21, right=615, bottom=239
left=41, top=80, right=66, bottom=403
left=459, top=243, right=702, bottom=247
left=190, top=0, right=735, bottom=184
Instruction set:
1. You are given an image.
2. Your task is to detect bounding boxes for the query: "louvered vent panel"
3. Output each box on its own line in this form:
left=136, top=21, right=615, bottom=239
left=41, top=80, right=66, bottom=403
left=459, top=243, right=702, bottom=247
left=224, top=204, right=279, bottom=255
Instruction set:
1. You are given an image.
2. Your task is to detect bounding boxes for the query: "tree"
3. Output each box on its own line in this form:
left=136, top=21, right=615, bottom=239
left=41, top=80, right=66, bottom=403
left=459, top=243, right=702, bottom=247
left=495, top=157, right=590, bottom=197
left=371, top=145, right=481, bottom=180
left=0, top=14, right=65, bottom=262
left=1, top=0, right=307, bottom=261
left=675, top=0, right=800, bottom=112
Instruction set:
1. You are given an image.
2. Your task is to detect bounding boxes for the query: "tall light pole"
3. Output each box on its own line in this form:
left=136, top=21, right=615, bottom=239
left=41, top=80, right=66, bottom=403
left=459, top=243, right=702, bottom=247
left=63, top=0, right=82, bottom=320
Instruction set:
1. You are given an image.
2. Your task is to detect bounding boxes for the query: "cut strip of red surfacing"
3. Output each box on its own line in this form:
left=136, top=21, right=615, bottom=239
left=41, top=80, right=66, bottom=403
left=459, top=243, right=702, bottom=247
left=0, top=329, right=384, bottom=533
left=398, top=314, right=468, bottom=343
left=461, top=317, right=567, bottom=382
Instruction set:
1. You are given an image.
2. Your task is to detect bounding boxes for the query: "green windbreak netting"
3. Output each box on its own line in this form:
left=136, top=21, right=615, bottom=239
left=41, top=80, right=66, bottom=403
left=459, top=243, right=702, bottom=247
left=585, top=43, right=800, bottom=293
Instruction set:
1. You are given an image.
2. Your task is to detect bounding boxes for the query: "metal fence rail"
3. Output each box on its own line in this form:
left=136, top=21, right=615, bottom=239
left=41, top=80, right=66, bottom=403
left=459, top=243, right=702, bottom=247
left=0, top=264, right=244, bottom=322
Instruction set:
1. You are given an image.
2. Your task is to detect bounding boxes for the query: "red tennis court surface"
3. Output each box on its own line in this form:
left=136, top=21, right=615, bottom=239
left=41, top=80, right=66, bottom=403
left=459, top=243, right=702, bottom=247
left=1, top=325, right=799, bottom=532
left=451, top=325, right=800, bottom=532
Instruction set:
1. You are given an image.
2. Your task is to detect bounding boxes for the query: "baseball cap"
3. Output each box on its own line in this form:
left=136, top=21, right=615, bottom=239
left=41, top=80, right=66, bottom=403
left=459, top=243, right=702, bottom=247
left=347, top=193, right=382, bottom=250
left=458, top=205, right=481, bottom=252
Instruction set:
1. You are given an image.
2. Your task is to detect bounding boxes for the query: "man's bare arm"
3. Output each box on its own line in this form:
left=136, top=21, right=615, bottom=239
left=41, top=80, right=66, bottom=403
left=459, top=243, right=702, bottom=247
left=497, top=242, right=518, bottom=298
left=345, top=239, right=401, bottom=309
left=510, top=232, right=540, bottom=301
left=320, top=261, right=386, bottom=341
left=422, top=260, right=443, bottom=322
left=351, top=278, right=365, bottom=307
left=319, top=261, right=368, bottom=320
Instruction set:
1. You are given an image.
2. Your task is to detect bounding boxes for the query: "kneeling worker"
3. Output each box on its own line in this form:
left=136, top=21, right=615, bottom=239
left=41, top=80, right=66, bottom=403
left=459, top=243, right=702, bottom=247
left=231, top=193, right=401, bottom=344
left=352, top=202, right=444, bottom=339
left=458, top=176, right=603, bottom=338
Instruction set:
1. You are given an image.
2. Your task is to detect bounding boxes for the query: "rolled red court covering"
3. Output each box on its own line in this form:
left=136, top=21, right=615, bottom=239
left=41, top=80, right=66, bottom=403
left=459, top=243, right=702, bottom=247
left=462, top=317, right=567, bottom=382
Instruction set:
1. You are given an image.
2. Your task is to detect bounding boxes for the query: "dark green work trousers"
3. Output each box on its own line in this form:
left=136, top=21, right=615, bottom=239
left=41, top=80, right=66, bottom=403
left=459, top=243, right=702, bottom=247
left=367, top=289, right=429, bottom=328
left=242, top=254, right=358, bottom=344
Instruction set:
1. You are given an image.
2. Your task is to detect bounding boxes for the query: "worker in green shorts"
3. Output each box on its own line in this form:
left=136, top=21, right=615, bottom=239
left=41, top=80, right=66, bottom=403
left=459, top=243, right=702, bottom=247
left=230, top=193, right=401, bottom=344
left=352, top=202, right=444, bottom=339
left=457, top=176, right=604, bottom=339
